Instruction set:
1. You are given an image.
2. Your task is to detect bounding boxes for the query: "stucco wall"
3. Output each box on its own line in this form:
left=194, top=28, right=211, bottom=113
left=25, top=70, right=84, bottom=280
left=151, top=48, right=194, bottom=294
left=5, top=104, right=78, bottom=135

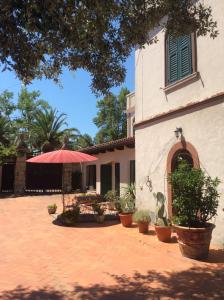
left=84, top=147, right=135, bottom=195
left=135, top=100, right=224, bottom=245
left=135, top=0, right=224, bottom=123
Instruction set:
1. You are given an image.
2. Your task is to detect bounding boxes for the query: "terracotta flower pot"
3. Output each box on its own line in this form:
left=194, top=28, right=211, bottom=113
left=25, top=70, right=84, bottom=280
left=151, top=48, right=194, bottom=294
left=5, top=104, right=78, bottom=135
left=48, top=207, right=57, bottom=214
left=119, top=213, right=133, bottom=227
left=155, top=225, right=172, bottom=242
left=137, top=222, right=149, bottom=233
left=173, top=223, right=215, bottom=260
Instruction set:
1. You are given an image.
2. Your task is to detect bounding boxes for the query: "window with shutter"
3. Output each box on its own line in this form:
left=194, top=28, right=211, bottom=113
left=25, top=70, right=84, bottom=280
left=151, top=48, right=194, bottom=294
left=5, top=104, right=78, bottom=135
left=166, top=34, right=193, bottom=85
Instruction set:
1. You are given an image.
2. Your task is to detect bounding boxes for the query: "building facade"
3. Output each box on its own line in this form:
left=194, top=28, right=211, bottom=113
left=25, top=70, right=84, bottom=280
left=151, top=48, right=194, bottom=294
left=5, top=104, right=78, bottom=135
left=134, top=0, right=224, bottom=245
left=81, top=93, right=135, bottom=196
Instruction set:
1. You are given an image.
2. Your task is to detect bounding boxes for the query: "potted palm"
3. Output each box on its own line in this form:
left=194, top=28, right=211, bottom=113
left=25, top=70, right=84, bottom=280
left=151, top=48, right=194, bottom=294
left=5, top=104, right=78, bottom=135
left=47, top=203, right=57, bottom=214
left=154, top=192, right=172, bottom=242
left=118, top=196, right=135, bottom=227
left=133, top=209, right=151, bottom=233
left=92, top=202, right=105, bottom=223
left=171, top=160, right=220, bottom=259
left=117, top=184, right=135, bottom=227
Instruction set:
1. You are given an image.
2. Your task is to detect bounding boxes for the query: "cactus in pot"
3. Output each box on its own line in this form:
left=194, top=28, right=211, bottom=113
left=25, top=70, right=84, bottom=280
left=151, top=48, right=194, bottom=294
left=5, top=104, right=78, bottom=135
left=154, top=192, right=171, bottom=242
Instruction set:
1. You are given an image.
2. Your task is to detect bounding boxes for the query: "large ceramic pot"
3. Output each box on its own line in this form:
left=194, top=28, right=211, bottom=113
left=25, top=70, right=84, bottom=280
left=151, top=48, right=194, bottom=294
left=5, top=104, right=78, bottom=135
left=155, top=226, right=172, bottom=242
left=119, top=213, right=133, bottom=227
left=173, top=223, right=215, bottom=260
left=138, top=222, right=149, bottom=233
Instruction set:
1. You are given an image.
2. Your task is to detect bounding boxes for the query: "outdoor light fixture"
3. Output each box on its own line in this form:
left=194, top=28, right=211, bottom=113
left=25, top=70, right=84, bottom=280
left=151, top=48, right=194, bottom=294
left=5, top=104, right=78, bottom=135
left=174, top=127, right=183, bottom=139
left=146, top=176, right=152, bottom=192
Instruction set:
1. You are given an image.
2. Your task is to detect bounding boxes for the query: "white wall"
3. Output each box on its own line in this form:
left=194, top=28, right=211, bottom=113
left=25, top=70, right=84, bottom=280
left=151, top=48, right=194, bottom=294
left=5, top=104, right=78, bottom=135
left=85, top=147, right=135, bottom=195
left=134, top=0, right=224, bottom=245
left=135, top=0, right=224, bottom=123
left=135, top=100, right=224, bottom=245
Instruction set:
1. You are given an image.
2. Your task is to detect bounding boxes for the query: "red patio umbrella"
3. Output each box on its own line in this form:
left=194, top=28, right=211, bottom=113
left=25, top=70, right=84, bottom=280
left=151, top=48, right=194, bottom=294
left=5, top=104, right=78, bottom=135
left=26, top=149, right=97, bottom=211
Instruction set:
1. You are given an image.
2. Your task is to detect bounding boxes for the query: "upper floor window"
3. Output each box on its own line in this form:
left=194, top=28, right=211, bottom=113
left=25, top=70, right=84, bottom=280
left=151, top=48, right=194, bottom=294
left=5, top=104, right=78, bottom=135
left=165, top=33, right=196, bottom=86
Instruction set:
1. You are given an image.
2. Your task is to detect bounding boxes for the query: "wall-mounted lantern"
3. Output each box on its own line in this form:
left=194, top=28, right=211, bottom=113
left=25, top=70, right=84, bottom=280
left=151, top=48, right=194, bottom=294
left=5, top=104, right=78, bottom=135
left=174, top=127, right=183, bottom=139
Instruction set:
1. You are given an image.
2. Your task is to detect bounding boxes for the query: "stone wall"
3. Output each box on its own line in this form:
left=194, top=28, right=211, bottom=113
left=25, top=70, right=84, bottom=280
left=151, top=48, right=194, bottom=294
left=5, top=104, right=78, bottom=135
left=14, top=154, right=27, bottom=195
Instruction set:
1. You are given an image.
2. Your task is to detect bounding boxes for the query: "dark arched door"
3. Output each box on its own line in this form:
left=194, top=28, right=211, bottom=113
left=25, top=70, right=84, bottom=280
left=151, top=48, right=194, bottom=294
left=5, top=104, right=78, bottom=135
left=167, top=142, right=200, bottom=217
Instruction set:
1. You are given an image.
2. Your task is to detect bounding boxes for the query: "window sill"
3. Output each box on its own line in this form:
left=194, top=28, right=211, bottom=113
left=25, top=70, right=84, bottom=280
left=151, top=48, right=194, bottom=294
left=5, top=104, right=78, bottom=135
left=164, top=72, right=199, bottom=94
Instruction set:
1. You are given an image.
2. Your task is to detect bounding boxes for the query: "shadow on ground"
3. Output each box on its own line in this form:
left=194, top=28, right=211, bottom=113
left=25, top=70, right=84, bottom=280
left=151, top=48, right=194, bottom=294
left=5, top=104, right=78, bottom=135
left=1, top=266, right=224, bottom=300
left=52, top=217, right=119, bottom=228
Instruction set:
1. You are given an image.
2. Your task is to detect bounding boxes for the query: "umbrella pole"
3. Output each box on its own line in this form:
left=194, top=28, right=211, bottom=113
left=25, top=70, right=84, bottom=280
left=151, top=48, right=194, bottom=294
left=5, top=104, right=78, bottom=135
left=62, top=164, right=65, bottom=212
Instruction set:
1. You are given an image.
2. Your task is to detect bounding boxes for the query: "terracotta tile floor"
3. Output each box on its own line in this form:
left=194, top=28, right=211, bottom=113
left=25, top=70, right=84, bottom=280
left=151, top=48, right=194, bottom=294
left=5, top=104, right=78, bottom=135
left=0, top=195, right=224, bottom=299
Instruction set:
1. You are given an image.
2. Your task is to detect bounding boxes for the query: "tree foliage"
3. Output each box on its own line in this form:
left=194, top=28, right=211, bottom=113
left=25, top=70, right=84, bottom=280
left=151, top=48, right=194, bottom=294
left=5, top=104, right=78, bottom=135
left=171, top=160, right=220, bottom=227
left=94, top=87, right=129, bottom=144
left=0, top=1, right=218, bottom=94
left=0, top=88, right=81, bottom=155
left=73, top=133, right=94, bottom=150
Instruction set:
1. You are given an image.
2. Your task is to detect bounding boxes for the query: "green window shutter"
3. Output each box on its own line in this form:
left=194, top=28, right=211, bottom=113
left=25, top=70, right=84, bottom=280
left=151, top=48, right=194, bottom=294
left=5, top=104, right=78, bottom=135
left=167, top=35, right=178, bottom=84
left=178, top=35, right=192, bottom=79
left=167, top=34, right=192, bottom=84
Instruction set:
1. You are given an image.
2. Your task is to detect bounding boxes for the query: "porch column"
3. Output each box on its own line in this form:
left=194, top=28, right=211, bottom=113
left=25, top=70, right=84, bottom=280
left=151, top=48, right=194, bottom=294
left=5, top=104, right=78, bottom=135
left=82, top=165, right=87, bottom=192
left=96, top=164, right=100, bottom=194
left=112, top=162, right=115, bottom=191
left=63, top=163, right=72, bottom=192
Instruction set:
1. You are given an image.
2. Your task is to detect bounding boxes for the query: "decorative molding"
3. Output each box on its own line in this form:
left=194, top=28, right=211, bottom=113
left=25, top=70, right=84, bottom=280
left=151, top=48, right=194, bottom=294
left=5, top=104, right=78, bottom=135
left=135, top=91, right=224, bottom=129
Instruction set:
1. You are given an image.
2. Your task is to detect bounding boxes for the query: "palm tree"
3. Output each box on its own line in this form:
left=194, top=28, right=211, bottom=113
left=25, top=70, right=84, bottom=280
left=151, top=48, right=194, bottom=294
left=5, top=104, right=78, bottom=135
left=31, top=108, right=79, bottom=152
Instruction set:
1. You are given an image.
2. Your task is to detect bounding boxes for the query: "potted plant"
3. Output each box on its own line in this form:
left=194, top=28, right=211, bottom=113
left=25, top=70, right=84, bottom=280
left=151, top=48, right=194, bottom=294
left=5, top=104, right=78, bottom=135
left=104, top=190, right=118, bottom=210
left=92, top=202, right=105, bottom=223
left=154, top=192, right=172, bottom=242
left=47, top=203, right=57, bottom=214
left=60, top=204, right=80, bottom=226
left=170, top=160, right=220, bottom=259
left=133, top=209, right=151, bottom=233
left=118, top=194, right=135, bottom=227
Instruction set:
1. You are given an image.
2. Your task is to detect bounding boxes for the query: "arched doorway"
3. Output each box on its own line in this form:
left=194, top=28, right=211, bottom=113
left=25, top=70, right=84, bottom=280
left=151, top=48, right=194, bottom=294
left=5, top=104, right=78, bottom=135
left=167, top=142, right=200, bottom=217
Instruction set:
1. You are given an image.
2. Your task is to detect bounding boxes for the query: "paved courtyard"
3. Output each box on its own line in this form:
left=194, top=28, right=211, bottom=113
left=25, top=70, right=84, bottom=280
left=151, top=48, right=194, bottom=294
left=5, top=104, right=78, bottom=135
left=0, top=195, right=224, bottom=299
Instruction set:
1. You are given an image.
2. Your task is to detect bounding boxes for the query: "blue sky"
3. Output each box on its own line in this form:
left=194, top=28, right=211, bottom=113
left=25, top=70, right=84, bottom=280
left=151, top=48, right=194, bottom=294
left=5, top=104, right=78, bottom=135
left=0, top=51, right=134, bottom=138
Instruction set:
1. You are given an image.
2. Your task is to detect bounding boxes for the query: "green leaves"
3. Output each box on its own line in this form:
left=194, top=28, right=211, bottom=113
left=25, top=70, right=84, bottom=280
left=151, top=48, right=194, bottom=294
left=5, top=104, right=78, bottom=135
left=94, top=87, right=129, bottom=144
left=171, top=160, right=220, bottom=227
left=0, top=1, right=218, bottom=93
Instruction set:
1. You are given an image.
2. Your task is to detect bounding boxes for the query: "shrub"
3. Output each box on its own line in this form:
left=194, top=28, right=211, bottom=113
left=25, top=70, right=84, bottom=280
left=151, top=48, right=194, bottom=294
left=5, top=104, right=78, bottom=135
left=133, top=210, right=151, bottom=223
left=104, top=190, right=118, bottom=203
left=92, top=203, right=105, bottom=216
left=170, top=160, right=220, bottom=227
left=47, top=203, right=57, bottom=210
left=61, top=205, right=80, bottom=224
left=119, top=194, right=135, bottom=214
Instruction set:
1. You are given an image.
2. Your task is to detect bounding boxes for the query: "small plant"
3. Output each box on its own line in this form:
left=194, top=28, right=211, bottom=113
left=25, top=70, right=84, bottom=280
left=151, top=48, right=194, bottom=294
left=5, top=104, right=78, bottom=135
left=133, top=210, right=151, bottom=223
left=119, top=195, right=135, bottom=214
left=123, top=183, right=135, bottom=200
left=47, top=203, right=57, bottom=214
left=61, top=204, right=80, bottom=225
left=154, top=192, right=170, bottom=227
left=104, top=190, right=118, bottom=203
left=92, top=202, right=105, bottom=216
left=170, top=160, right=220, bottom=228
left=48, top=203, right=57, bottom=210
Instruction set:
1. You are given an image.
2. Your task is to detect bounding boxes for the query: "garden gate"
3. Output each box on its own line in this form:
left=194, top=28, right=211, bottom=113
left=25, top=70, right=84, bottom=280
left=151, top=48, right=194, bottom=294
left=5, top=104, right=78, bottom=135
left=1, top=163, right=15, bottom=193
left=25, top=163, right=62, bottom=193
